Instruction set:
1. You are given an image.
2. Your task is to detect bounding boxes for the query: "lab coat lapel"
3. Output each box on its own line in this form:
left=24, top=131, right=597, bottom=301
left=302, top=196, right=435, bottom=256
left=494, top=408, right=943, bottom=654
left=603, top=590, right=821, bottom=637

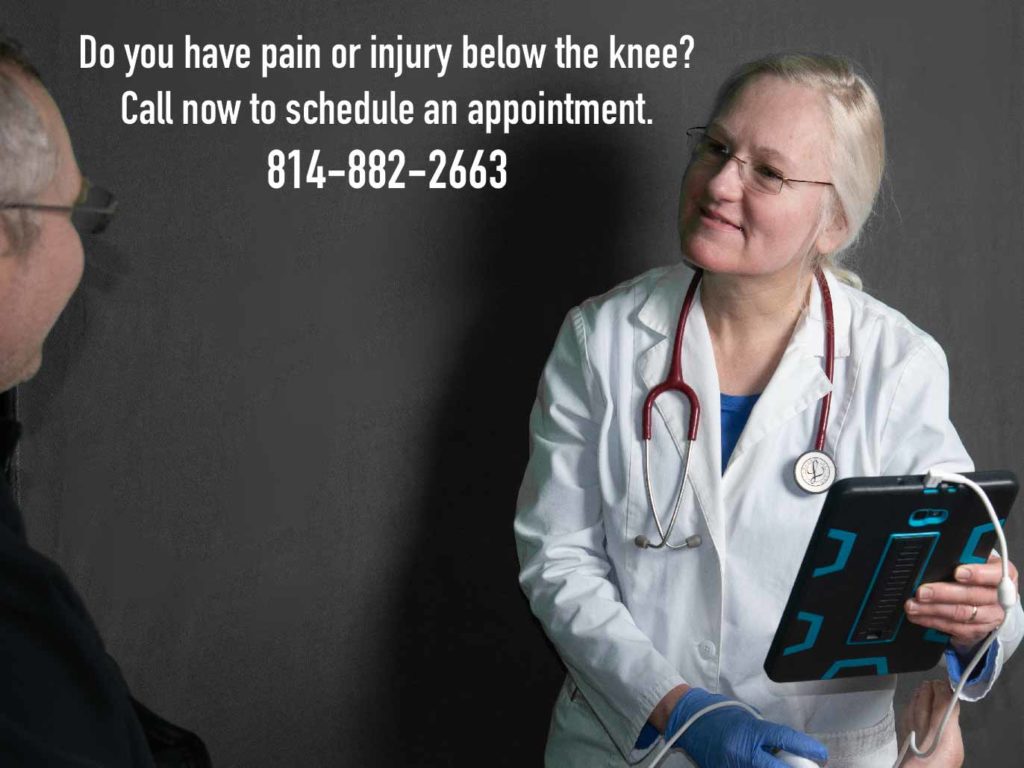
left=637, top=266, right=725, bottom=551
left=728, top=269, right=851, bottom=466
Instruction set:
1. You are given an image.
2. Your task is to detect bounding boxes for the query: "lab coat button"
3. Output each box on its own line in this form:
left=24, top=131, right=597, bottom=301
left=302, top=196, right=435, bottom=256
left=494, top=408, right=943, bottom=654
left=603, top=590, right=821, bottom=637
left=698, top=641, right=717, bottom=660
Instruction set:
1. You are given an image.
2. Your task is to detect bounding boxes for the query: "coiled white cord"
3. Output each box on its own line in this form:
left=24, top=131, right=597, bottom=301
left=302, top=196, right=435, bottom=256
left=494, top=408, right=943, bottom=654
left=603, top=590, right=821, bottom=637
left=893, top=470, right=1017, bottom=767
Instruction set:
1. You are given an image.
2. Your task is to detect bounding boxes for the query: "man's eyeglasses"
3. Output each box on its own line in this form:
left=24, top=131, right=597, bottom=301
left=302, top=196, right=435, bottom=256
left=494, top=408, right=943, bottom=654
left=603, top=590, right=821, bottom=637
left=685, top=127, right=833, bottom=196
left=0, top=177, right=117, bottom=235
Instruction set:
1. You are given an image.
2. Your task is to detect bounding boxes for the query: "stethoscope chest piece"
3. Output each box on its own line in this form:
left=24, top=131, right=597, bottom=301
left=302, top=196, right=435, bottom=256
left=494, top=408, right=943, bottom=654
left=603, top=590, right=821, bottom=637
left=794, top=450, right=836, bottom=494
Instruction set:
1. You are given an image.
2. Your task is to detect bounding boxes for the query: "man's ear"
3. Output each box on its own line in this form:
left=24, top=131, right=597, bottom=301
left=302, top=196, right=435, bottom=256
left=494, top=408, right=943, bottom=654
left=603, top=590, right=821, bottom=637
left=0, top=217, right=12, bottom=259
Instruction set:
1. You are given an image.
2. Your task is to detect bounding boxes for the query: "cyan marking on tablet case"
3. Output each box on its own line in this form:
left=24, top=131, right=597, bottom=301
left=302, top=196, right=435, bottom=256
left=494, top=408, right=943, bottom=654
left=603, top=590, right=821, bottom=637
left=908, top=508, right=948, bottom=527
left=783, top=612, right=824, bottom=656
left=924, top=628, right=951, bottom=644
left=813, top=529, right=856, bottom=577
left=847, top=532, right=939, bottom=646
left=960, top=519, right=1006, bottom=565
left=822, top=657, right=889, bottom=679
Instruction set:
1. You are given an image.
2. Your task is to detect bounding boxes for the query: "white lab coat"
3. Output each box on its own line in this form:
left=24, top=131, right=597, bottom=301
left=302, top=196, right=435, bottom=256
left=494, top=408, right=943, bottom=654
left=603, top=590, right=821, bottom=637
left=514, top=264, right=1023, bottom=768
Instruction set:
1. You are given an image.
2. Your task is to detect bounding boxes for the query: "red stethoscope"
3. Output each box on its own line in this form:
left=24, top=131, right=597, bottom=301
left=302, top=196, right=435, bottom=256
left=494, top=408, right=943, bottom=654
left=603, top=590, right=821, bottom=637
left=634, top=267, right=836, bottom=550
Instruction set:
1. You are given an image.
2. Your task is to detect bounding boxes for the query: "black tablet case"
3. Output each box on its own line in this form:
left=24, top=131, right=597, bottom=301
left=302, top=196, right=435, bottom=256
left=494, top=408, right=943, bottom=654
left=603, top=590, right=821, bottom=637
left=764, top=471, right=1018, bottom=683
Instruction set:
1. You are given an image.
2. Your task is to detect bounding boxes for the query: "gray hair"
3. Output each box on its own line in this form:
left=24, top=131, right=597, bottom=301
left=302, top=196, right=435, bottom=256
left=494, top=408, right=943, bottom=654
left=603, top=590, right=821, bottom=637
left=0, top=36, right=56, bottom=255
left=710, top=53, right=886, bottom=289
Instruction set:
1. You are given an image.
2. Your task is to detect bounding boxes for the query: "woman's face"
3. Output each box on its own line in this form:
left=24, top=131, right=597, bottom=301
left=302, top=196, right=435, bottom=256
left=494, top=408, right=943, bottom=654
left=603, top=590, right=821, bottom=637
left=679, top=75, right=845, bottom=280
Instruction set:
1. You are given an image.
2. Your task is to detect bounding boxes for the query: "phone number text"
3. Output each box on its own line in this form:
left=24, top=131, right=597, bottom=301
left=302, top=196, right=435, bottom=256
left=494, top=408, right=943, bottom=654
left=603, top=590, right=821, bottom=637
left=267, top=149, right=508, bottom=190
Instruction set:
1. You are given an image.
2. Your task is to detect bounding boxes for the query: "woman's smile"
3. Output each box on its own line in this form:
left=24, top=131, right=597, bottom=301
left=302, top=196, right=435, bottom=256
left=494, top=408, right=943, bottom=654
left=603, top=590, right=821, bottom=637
left=699, top=206, right=744, bottom=233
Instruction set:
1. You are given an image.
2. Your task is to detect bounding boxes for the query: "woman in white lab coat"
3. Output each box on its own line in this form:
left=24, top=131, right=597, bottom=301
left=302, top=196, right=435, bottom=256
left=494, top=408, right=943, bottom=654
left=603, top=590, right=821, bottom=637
left=514, top=54, right=1022, bottom=768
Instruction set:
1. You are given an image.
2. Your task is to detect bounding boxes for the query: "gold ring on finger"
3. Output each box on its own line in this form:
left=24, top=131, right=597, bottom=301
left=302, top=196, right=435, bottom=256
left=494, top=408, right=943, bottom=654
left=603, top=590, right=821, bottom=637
left=968, top=604, right=979, bottom=622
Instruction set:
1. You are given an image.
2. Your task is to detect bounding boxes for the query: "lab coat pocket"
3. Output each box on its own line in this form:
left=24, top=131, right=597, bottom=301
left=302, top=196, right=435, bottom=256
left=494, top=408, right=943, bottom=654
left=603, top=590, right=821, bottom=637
left=545, top=676, right=621, bottom=768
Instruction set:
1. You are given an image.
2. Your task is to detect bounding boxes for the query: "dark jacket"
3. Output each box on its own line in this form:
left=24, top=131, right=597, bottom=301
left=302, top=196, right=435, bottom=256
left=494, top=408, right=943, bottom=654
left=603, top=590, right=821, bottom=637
left=0, top=417, right=210, bottom=767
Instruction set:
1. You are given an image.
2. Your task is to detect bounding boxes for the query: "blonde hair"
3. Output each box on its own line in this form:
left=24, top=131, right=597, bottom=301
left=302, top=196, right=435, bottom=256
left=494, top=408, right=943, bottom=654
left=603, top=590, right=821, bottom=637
left=711, top=53, right=885, bottom=289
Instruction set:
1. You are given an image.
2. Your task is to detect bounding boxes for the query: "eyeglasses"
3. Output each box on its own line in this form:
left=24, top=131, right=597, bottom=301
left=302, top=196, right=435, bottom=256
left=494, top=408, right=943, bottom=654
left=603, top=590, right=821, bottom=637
left=0, top=177, right=118, bottom=235
left=685, top=127, right=833, bottom=195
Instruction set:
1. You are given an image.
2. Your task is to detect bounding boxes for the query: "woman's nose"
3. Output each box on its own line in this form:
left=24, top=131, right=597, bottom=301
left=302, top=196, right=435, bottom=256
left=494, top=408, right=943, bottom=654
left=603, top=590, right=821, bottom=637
left=705, top=156, right=745, bottom=200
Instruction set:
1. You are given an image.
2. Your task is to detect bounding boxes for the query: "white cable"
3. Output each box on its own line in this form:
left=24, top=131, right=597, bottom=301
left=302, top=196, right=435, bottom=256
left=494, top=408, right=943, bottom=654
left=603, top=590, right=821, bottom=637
left=892, top=469, right=1017, bottom=767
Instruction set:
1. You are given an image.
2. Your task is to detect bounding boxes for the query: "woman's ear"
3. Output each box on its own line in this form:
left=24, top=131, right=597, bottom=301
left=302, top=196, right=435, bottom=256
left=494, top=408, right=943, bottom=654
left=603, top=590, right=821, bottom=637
left=815, top=195, right=849, bottom=256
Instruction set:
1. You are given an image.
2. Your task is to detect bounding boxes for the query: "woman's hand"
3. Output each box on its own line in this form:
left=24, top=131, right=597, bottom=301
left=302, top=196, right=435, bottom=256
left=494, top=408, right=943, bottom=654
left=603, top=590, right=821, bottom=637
left=897, top=680, right=963, bottom=767
left=904, top=553, right=1019, bottom=654
left=665, top=688, right=828, bottom=767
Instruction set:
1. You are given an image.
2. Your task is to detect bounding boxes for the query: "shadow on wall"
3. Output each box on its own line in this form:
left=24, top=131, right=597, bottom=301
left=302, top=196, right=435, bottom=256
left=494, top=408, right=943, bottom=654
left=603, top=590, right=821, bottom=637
left=377, top=129, right=631, bottom=764
left=20, top=237, right=127, bottom=434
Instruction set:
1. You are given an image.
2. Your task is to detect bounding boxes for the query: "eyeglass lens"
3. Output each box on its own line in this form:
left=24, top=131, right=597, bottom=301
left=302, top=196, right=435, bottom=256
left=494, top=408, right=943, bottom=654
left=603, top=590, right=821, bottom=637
left=686, top=129, right=783, bottom=194
left=72, top=184, right=117, bottom=235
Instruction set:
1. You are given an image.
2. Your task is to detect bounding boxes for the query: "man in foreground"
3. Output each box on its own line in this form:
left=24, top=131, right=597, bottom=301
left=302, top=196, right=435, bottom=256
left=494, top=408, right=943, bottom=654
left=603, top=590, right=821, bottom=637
left=0, top=36, right=209, bottom=766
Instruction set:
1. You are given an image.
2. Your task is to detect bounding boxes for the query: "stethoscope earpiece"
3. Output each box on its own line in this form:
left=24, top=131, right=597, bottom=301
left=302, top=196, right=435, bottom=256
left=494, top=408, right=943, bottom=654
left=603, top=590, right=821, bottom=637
left=633, top=533, right=702, bottom=550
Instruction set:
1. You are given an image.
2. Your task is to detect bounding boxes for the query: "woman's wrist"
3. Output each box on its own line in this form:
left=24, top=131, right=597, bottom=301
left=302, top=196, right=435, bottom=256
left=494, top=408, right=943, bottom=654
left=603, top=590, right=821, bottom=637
left=950, top=640, right=980, bottom=660
left=650, top=683, right=691, bottom=733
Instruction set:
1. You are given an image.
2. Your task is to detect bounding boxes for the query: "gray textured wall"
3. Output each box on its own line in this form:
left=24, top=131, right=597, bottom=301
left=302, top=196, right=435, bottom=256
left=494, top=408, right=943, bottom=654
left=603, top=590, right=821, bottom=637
left=8, top=1, right=1023, bottom=765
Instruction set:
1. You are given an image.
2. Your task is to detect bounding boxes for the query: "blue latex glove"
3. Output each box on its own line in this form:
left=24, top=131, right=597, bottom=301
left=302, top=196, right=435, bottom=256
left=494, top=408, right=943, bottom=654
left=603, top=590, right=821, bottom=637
left=668, top=688, right=828, bottom=768
left=945, top=639, right=997, bottom=687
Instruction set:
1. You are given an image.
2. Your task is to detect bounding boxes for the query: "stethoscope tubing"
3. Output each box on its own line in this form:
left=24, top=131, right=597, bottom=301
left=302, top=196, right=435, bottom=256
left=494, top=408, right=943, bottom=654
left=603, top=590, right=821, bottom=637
left=641, top=268, right=703, bottom=442
left=638, top=267, right=835, bottom=550
left=812, top=269, right=834, bottom=452
left=638, top=439, right=696, bottom=550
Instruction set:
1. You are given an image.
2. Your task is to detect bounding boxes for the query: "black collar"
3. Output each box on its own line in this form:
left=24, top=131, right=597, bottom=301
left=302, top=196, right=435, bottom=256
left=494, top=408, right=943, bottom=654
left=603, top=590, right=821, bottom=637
left=0, top=418, right=21, bottom=474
